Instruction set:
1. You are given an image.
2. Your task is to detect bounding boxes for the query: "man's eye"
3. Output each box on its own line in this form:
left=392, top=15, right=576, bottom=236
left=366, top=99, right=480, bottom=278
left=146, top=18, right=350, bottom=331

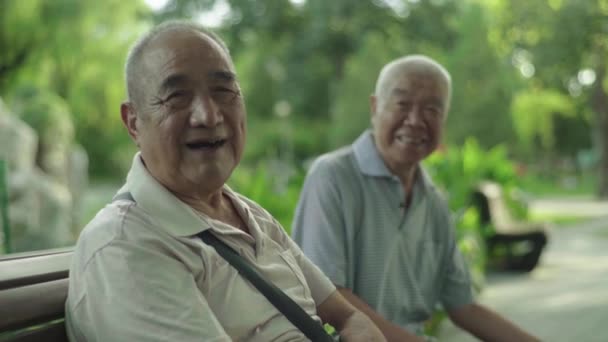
left=212, top=88, right=239, bottom=104
left=164, top=91, right=192, bottom=108
left=397, top=101, right=411, bottom=110
left=424, top=106, right=440, bottom=117
left=166, top=91, right=188, bottom=101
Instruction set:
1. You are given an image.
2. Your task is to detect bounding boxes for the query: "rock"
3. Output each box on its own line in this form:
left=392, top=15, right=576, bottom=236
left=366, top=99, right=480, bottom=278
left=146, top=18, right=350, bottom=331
left=0, top=97, right=77, bottom=253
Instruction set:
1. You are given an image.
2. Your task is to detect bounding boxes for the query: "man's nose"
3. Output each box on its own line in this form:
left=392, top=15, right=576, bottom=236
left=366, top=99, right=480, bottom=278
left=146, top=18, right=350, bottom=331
left=190, top=96, right=223, bottom=127
left=403, top=106, right=423, bottom=126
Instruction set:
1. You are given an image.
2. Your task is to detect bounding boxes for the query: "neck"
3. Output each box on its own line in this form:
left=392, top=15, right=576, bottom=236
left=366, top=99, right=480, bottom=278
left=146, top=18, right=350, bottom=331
left=389, top=163, right=418, bottom=208
left=173, top=187, right=227, bottom=217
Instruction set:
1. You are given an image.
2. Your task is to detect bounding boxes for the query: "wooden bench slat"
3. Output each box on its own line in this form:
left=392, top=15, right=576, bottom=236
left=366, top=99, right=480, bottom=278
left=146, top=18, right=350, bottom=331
left=0, top=319, right=67, bottom=342
left=0, top=251, right=71, bottom=291
left=0, top=279, right=68, bottom=332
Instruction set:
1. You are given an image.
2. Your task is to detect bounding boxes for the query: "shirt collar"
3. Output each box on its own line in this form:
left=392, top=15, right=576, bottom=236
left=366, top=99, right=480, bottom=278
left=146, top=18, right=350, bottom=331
left=352, top=130, right=435, bottom=192
left=117, top=152, right=250, bottom=237
left=353, top=130, right=395, bottom=178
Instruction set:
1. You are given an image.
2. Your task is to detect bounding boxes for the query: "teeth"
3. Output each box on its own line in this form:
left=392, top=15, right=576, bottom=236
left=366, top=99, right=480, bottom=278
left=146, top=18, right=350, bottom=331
left=397, top=136, right=425, bottom=144
left=186, top=139, right=226, bottom=149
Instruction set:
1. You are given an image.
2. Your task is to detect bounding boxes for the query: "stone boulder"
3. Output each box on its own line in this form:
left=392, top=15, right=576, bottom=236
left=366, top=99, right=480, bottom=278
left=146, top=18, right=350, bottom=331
left=0, top=97, right=78, bottom=253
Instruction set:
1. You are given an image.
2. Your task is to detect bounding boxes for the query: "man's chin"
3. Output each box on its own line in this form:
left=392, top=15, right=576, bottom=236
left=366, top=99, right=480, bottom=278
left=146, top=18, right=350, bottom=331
left=394, top=144, right=427, bottom=157
left=187, top=167, right=231, bottom=187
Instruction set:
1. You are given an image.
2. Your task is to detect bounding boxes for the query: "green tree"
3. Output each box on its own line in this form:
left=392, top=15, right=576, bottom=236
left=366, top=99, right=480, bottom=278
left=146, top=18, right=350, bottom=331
left=445, top=3, right=518, bottom=148
left=1, top=0, right=150, bottom=178
left=487, top=0, right=608, bottom=197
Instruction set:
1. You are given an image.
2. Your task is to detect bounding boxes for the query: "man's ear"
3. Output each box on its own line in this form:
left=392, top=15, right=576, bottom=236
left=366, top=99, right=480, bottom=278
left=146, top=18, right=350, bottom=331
left=120, top=102, right=140, bottom=144
left=369, top=94, right=377, bottom=124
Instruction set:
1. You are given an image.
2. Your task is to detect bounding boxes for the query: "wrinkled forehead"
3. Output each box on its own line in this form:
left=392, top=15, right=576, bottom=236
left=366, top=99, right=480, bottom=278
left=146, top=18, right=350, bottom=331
left=141, top=29, right=235, bottom=89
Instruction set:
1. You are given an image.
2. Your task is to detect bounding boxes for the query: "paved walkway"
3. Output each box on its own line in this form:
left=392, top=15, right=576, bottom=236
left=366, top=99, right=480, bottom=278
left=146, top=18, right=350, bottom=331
left=529, top=196, right=608, bottom=218
left=437, top=214, right=608, bottom=341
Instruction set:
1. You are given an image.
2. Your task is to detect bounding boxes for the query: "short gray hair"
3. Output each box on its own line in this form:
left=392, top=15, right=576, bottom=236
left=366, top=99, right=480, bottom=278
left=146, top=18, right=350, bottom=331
left=124, top=20, right=230, bottom=107
left=374, top=55, right=452, bottom=116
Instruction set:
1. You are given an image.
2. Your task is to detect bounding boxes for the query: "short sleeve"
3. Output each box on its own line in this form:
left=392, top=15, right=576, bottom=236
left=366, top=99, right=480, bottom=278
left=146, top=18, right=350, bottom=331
left=291, top=158, right=348, bottom=287
left=67, top=240, right=231, bottom=341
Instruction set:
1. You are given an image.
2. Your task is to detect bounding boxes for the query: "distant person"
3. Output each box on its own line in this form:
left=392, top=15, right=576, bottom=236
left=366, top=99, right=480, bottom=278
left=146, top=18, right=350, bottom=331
left=292, top=55, right=539, bottom=341
left=65, top=20, right=386, bottom=342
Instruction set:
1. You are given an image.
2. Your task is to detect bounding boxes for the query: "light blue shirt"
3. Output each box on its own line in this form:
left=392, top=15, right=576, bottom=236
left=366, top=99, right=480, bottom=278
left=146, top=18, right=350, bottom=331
left=292, top=130, right=473, bottom=335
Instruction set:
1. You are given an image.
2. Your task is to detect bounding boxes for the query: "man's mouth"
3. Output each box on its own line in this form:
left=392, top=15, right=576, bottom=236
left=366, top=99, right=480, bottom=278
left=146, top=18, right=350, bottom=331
left=185, top=138, right=227, bottom=150
left=396, top=135, right=427, bottom=145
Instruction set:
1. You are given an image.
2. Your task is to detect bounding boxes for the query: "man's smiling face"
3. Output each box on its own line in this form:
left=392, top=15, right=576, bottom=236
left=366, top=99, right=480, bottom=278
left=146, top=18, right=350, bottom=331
left=371, top=67, right=448, bottom=174
left=132, top=28, right=246, bottom=196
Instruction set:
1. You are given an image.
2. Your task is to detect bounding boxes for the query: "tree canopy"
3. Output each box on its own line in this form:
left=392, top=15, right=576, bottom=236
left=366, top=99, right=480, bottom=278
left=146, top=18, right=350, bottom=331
left=1, top=0, right=605, bottom=196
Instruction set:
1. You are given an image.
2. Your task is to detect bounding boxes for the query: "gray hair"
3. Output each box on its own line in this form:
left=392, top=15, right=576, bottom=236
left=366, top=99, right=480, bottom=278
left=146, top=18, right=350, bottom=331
left=374, top=55, right=452, bottom=117
left=124, top=20, right=230, bottom=107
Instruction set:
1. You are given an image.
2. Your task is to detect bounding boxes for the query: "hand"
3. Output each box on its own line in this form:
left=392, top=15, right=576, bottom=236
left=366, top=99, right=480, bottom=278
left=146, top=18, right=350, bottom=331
left=338, top=311, right=386, bottom=342
left=317, top=291, right=386, bottom=342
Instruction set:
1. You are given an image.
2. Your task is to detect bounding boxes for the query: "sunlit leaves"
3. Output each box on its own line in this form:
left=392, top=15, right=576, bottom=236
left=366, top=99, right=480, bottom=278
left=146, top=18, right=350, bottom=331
left=511, top=89, right=575, bottom=152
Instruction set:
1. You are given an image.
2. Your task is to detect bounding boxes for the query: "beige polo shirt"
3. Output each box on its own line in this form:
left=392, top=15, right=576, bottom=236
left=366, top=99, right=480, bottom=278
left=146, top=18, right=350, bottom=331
left=65, top=153, right=336, bottom=342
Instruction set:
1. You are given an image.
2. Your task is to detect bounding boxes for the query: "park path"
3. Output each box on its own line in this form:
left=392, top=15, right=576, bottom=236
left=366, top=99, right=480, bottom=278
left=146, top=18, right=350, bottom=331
left=437, top=199, right=608, bottom=342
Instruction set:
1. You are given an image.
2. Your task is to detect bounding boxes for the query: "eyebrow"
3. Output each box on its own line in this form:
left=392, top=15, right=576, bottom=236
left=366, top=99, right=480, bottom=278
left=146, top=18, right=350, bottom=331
left=391, top=88, right=445, bottom=108
left=158, top=71, right=237, bottom=94
left=392, top=88, right=408, bottom=95
left=158, top=74, right=191, bottom=94
left=209, top=70, right=236, bottom=82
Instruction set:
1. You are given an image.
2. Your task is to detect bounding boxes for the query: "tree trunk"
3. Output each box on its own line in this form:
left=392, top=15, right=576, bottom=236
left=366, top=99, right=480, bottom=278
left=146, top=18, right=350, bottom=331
left=591, top=65, right=608, bottom=198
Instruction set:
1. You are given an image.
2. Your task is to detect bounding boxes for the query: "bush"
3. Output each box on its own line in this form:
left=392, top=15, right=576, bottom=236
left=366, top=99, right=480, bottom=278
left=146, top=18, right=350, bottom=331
left=424, top=138, right=524, bottom=291
left=229, top=162, right=304, bottom=233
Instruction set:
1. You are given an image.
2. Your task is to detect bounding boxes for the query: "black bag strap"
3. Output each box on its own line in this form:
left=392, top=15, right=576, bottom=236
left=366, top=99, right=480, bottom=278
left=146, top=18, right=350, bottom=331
left=112, top=192, right=336, bottom=341
left=197, top=230, right=335, bottom=342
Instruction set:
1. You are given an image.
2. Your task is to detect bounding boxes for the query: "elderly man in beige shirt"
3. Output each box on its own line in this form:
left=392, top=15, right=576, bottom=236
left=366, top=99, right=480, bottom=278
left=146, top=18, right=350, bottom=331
left=65, top=20, right=388, bottom=342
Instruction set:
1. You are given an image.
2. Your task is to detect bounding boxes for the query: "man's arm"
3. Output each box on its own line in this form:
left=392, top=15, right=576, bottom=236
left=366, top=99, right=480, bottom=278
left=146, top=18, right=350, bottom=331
left=316, top=289, right=386, bottom=342
left=438, top=217, right=538, bottom=341
left=448, top=303, right=540, bottom=342
left=337, top=287, right=424, bottom=342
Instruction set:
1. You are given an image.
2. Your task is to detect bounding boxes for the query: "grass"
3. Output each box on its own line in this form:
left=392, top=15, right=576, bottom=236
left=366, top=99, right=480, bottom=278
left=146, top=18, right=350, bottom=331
left=519, top=171, right=597, bottom=198
left=528, top=213, right=591, bottom=226
left=592, top=225, right=608, bottom=239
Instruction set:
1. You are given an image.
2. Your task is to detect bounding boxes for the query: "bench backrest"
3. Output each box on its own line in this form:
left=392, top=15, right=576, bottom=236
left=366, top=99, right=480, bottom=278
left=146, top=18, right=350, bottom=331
left=474, top=181, right=518, bottom=232
left=0, top=248, right=71, bottom=342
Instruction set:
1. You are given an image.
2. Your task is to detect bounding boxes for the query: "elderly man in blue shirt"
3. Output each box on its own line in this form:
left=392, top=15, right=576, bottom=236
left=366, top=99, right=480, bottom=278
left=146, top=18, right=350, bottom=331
left=292, top=55, right=539, bottom=341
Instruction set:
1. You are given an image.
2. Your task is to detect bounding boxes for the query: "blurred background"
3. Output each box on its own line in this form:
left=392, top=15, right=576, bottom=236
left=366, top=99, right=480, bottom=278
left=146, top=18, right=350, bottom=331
left=1, top=0, right=607, bottom=340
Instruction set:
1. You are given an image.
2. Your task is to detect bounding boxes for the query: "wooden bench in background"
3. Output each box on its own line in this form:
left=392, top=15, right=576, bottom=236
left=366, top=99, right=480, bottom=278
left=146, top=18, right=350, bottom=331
left=0, top=248, right=71, bottom=342
left=472, top=181, right=549, bottom=272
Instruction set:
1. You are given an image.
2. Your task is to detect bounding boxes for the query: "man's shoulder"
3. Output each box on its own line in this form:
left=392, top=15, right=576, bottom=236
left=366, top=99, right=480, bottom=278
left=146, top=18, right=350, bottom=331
left=418, top=173, right=456, bottom=238
left=422, top=177, right=451, bottom=213
left=73, top=200, right=154, bottom=268
left=307, top=145, right=357, bottom=179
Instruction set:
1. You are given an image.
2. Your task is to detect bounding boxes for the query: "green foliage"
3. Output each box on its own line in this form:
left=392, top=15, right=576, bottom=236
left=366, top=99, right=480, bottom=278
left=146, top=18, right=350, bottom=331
left=2, top=0, right=601, bottom=189
left=511, top=89, right=576, bottom=154
left=1, top=0, right=150, bottom=178
left=11, top=88, right=74, bottom=144
left=424, top=138, right=522, bottom=294
left=425, top=138, right=517, bottom=212
left=0, top=160, right=11, bottom=254
left=228, top=164, right=304, bottom=233
left=446, top=3, right=518, bottom=148
left=486, top=0, right=608, bottom=196
left=329, top=32, right=400, bottom=148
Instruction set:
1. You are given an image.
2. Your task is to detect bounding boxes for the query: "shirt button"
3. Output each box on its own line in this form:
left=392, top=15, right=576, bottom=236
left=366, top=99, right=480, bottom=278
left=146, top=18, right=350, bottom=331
left=255, top=326, right=261, bottom=334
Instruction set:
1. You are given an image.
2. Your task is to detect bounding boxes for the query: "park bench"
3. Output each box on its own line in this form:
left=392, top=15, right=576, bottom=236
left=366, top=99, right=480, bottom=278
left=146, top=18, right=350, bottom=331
left=0, top=248, right=71, bottom=342
left=471, top=181, right=549, bottom=272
